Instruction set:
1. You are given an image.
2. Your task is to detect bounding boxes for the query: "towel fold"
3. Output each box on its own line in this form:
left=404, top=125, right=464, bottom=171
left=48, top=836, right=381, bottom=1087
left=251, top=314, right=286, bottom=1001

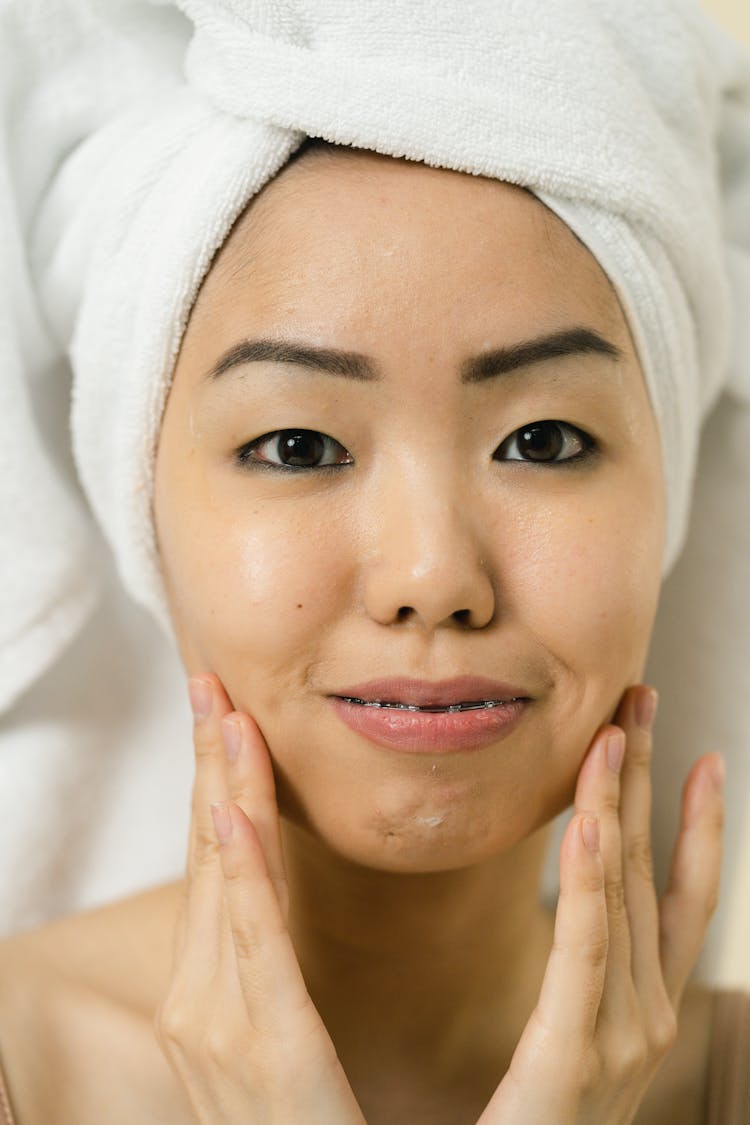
left=0, top=0, right=191, bottom=710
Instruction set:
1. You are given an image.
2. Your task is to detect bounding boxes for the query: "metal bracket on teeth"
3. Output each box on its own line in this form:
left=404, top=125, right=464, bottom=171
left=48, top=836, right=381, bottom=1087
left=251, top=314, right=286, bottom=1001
left=342, top=698, right=517, bottom=711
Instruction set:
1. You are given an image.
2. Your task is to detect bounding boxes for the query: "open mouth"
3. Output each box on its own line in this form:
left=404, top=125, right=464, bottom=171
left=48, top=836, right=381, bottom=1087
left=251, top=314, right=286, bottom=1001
left=337, top=696, right=522, bottom=712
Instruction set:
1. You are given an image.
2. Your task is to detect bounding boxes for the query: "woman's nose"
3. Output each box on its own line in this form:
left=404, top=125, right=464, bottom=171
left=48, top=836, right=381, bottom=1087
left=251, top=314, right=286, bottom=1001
left=361, top=471, right=496, bottom=631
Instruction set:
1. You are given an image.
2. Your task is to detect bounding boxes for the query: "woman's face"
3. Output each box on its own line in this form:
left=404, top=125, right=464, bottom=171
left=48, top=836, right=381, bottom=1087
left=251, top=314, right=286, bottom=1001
left=154, top=148, right=665, bottom=873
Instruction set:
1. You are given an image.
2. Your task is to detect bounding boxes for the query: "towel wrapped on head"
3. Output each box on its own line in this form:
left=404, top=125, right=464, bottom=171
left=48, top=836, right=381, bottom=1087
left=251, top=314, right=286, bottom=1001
left=16, top=0, right=749, bottom=687
left=1, top=0, right=749, bottom=964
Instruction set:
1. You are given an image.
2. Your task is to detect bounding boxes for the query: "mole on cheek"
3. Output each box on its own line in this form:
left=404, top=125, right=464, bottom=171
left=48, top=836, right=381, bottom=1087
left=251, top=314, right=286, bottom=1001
left=296, top=603, right=303, bottom=609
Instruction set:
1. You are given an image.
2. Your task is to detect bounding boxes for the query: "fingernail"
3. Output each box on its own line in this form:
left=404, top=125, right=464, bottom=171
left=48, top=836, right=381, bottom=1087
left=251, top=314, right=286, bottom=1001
left=606, top=729, right=626, bottom=773
left=222, top=717, right=242, bottom=763
left=635, top=687, right=658, bottom=732
left=711, top=754, right=725, bottom=793
left=188, top=678, right=212, bottom=720
left=582, top=816, right=600, bottom=853
left=210, top=801, right=233, bottom=844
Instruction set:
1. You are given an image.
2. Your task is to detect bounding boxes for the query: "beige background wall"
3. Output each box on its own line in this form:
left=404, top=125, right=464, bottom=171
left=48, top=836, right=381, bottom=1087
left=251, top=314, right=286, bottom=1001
left=703, top=0, right=750, bottom=44
left=700, top=0, right=749, bottom=988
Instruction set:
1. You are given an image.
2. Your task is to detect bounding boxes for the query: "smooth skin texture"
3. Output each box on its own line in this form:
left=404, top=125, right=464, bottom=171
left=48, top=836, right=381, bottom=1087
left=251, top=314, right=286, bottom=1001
left=147, top=147, right=725, bottom=1123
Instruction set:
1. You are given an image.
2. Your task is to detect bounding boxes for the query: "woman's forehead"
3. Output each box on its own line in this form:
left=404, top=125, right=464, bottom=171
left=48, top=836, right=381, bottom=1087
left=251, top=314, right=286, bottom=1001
left=191, top=147, right=626, bottom=348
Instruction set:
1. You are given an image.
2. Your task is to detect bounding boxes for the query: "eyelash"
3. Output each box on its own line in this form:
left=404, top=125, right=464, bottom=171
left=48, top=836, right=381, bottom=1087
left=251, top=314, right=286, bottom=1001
left=234, top=422, right=597, bottom=472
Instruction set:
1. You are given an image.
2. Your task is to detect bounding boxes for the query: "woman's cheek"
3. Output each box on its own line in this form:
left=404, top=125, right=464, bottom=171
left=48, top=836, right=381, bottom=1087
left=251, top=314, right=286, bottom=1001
left=515, top=501, right=661, bottom=692
left=192, top=505, right=352, bottom=667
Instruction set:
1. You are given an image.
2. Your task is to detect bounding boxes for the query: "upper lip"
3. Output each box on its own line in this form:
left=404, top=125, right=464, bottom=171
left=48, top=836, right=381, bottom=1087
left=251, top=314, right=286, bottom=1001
left=332, top=676, right=530, bottom=707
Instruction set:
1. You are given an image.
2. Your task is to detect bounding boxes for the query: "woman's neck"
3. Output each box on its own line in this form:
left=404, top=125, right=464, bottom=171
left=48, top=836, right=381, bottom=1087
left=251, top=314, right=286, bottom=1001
left=280, top=820, right=556, bottom=1087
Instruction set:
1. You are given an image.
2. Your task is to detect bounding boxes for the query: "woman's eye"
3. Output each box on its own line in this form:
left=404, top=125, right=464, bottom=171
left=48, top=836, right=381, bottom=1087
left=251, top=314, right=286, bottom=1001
left=236, top=429, right=353, bottom=471
left=494, top=420, right=594, bottom=464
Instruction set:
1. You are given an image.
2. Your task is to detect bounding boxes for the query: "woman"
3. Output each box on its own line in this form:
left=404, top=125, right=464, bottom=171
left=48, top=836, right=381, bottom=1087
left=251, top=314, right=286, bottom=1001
left=0, top=2, right=748, bottom=1122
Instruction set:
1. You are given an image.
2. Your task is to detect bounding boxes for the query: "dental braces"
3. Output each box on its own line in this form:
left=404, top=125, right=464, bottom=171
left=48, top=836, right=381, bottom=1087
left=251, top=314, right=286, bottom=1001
left=340, top=697, right=520, bottom=713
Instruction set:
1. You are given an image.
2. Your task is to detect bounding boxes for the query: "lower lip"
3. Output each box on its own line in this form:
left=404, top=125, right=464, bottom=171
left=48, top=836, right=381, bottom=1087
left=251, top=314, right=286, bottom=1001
left=328, top=697, right=528, bottom=753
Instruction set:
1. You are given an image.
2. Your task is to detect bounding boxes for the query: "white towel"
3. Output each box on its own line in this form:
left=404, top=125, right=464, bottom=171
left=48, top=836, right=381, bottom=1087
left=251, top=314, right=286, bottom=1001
left=2, top=0, right=748, bottom=706
left=0, top=0, right=190, bottom=711
left=25, top=0, right=750, bottom=645
left=1, top=0, right=749, bottom=982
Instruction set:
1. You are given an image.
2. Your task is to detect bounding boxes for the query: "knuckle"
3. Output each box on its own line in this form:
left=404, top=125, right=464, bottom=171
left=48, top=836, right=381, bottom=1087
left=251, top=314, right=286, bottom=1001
left=203, top=1024, right=233, bottom=1065
left=581, top=872, right=605, bottom=897
left=587, top=933, right=610, bottom=968
left=193, top=725, right=217, bottom=758
left=598, top=789, right=621, bottom=816
left=559, top=930, right=610, bottom=970
left=708, top=801, right=725, bottom=834
left=154, top=997, right=192, bottom=1049
left=625, top=833, right=655, bottom=882
left=648, top=1007, right=678, bottom=1055
left=667, top=873, right=721, bottom=924
left=192, top=831, right=221, bottom=867
left=628, top=737, right=653, bottom=770
left=604, top=873, right=627, bottom=916
left=222, top=859, right=247, bottom=887
left=614, top=1033, right=648, bottom=1077
left=230, top=922, right=259, bottom=964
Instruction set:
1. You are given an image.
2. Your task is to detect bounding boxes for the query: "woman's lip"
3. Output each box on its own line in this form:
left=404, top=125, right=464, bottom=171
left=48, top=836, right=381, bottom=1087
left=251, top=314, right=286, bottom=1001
left=331, top=675, right=529, bottom=708
left=329, top=696, right=528, bottom=753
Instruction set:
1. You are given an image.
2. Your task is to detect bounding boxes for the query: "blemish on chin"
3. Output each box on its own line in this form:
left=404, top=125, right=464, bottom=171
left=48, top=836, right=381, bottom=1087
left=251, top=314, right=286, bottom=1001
left=413, top=814, right=446, bottom=829
left=371, top=807, right=399, bottom=843
left=296, top=603, right=303, bottom=609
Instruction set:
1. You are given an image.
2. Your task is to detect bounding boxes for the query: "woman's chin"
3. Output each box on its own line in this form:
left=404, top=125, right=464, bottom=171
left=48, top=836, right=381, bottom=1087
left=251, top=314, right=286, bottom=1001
left=278, top=802, right=539, bottom=876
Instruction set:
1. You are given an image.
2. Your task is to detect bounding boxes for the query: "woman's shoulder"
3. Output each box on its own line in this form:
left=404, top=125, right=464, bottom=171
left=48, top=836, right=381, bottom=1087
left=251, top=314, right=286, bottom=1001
left=0, top=900, right=748, bottom=1124
left=0, top=921, right=108, bottom=1122
left=0, top=883, right=192, bottom=1124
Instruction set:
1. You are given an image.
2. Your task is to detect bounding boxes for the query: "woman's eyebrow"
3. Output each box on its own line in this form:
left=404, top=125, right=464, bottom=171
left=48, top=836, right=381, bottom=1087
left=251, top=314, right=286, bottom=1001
left=204, top=327, right=622, bottom=385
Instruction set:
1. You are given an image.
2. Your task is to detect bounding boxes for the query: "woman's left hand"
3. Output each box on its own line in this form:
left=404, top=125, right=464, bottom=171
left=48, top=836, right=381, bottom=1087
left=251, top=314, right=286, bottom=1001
left=476, top=683, right=725, bottom=1125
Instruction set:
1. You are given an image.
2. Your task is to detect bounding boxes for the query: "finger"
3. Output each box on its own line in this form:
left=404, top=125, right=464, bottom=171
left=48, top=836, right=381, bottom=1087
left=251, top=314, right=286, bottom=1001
left=211, top=799, right=312, bottom=1033
left=172, top=674, right=235, bottom=970
left=222, top=711, right=290, bottom=922
left=615, top=686, right=668, bottom=1011
left=532, top=812, right=608, bottom=1043
left=573, top=722, right=634, bottom=1025
left=659, top=752, right=725, bottom=1006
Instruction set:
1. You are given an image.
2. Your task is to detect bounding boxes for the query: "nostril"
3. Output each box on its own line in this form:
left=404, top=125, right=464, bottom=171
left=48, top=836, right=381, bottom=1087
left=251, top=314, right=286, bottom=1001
left=394, top=605, right=474, bottom=625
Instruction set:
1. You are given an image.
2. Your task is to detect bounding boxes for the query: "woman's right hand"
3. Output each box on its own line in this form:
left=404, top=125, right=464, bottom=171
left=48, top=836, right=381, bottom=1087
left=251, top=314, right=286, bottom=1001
left=153, top=673, right=367, bottom=1125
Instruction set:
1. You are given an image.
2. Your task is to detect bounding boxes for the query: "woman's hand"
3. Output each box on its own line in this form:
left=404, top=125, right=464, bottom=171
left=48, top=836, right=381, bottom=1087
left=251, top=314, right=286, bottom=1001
left=477, top=684, right=725, bottom=1125
left=153, top=673, right=367, bottom=1125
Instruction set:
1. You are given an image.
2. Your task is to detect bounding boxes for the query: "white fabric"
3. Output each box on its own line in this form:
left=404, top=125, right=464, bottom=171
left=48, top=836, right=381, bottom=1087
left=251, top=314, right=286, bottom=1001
left=0, top=546, right=193, bottom=935
left=33, top=0, right=750, bottom=642
left=0, top=0, right=749, bottom=988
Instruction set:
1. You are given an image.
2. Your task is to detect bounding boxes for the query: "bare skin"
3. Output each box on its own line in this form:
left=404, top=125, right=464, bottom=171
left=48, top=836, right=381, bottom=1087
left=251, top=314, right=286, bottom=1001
left=0, top=149, right=725, bottom=1123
